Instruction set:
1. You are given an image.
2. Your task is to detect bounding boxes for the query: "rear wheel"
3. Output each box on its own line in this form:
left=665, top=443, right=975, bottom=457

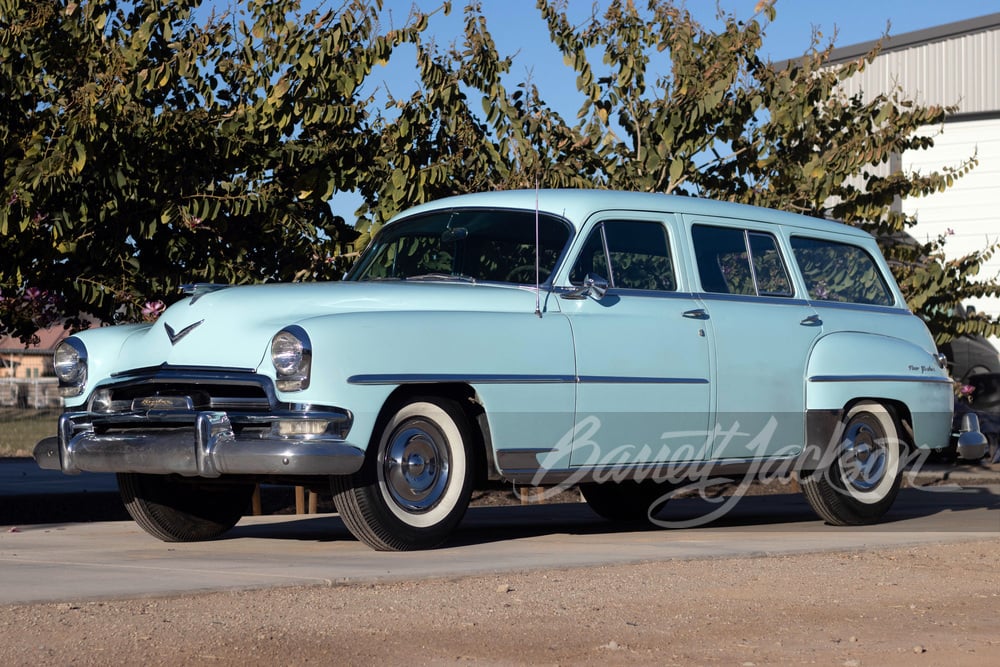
left=580, top=480, right=675, bottom=522
left=118, top=473, right=254, bottom=542
left=801, top=402, right=904, bottom=525
left=331, top=397, right=474, bottom=551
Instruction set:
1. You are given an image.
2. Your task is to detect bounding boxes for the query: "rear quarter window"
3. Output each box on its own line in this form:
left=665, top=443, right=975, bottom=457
left=790, top=236, right=894, bottom=306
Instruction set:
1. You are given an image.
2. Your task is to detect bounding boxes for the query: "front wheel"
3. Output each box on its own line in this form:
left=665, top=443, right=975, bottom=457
left=801, top=402, right=904, bottom=526
left=118, top=473, right=254, bottom=542
left=331, top=397, right=474, bottom=551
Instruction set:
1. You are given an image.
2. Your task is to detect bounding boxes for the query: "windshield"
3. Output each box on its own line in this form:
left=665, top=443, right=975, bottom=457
left=347, top=208, right=572, bottom=284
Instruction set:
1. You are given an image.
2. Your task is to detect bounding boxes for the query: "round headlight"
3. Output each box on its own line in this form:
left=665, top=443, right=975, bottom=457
left=53, top=339, right=86, bottom=384
left=270, top=327, right=311, bottom=392
left=271, top=331, right=305, bottom=376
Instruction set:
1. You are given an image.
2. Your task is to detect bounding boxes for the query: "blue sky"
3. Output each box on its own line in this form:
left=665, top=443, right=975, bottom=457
left=362, top=1, right=998, bottom=112
left=322, top=0, right=997, bottom=216
left=374, top=0, right=1000, bottom=77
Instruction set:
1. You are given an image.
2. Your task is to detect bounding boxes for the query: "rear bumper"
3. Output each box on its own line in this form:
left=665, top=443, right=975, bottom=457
left=34, top=409, right=364, bottom=478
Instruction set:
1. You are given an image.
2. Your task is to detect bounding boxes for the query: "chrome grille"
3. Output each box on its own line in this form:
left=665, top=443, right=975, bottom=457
left=89, top=370, right=275, bottom=414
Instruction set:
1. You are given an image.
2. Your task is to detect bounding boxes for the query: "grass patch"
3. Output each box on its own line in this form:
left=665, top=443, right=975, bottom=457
left=0, top=408, right=61, bottom=457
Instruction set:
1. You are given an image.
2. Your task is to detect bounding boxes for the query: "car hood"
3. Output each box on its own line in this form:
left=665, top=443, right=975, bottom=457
left=113, top=281, right=545, bottom=373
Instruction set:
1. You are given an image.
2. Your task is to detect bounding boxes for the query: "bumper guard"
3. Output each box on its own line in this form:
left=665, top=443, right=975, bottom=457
left=34, top=409, right=364, bottom=478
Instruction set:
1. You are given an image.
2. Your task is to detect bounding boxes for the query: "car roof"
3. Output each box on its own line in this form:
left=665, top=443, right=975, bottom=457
left=389, top=189, right=870, bottom=239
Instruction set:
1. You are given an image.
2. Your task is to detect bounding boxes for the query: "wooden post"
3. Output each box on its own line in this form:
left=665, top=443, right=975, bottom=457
left=251, top=485, right=262, bottom=516
left=295, top=486, right=306, bottom=514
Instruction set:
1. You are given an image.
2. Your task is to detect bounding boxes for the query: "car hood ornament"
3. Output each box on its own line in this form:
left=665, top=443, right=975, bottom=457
left=164, top=320, right=204, bottom=346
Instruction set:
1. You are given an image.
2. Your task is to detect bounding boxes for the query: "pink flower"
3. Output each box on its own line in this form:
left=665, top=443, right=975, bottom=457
left=959, top=384, right=975, bottom=397
left=141, top=300, right=166, bottom=321
left=23, top=287, right=42, bottom=301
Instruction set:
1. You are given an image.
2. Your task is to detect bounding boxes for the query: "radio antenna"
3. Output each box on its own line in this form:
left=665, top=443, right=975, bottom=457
left=534, top=180, right=542, bottom=318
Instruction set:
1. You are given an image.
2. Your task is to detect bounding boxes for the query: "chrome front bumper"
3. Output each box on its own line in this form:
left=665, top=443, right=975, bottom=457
left=34, top=409, right=364, bottom=478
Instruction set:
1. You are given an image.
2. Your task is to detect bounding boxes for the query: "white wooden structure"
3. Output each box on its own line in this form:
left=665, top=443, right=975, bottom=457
left=829, top=14, right=1000, bottom=345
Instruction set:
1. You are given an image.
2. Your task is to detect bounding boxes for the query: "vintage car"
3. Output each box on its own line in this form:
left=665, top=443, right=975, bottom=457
left=35, top=190, right=974, bottom=550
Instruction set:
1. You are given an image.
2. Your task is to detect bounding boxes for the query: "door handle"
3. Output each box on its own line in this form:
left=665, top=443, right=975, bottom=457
left=683, top=309, right=709, bottom=320
left=800, top=314, right=822, bottom=326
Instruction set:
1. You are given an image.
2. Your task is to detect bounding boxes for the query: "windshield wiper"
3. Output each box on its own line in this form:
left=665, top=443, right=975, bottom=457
left=405, top=273, right=476, bottom=283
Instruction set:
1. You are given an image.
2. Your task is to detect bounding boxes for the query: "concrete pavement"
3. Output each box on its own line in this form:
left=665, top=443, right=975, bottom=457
left=0, top=457, right=118, bottom=497
left=3, top=454, right=1000, bottom=498
left=0, top=485, right=997, bottom=605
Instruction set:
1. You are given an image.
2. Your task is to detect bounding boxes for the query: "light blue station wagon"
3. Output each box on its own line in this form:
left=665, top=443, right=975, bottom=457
left=36, top=190, right=961, bottom=550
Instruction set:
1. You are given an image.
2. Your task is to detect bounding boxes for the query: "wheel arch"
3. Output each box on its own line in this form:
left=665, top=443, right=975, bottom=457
left=803, top=396, right=913, bottom=472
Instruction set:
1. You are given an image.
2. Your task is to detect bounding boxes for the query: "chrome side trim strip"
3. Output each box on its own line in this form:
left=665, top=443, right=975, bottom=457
left=809, top=374, right=953, bottom=384
left=348, top=373, right=708, bottom=386
left=497, top=455, right=802, bottom=485
left=348, top=374, right=576, bottom=385
left=578, top=376, right=709, bottom=385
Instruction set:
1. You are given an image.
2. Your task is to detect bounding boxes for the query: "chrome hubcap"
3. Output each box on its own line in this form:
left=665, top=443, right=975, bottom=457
left=383, top=421, right=450, bottom=512
left=839, top=421, right=888, bottom=492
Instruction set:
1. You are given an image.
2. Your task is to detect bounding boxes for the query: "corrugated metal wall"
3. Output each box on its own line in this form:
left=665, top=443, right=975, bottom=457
left=836, top=27, right=1000, bottom=112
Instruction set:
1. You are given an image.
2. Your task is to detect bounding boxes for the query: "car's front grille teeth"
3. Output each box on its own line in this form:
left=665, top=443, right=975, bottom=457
left=95, top=377, right=275, bottom=414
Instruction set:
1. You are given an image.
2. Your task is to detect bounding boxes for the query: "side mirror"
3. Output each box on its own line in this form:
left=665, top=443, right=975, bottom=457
left=562, top=273, right=610, bottom=300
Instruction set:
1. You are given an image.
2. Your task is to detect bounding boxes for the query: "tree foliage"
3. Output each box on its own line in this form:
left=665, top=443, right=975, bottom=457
left=1, top=0, right=428, bottom=340
left=1, top=0, right=998, bottom=346
left=532, top=0, right=998, bottom=343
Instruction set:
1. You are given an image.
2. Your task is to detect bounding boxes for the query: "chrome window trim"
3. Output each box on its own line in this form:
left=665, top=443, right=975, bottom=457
left=553, top=286, right=700, bottom=300
left=788, top=234, right=897, bottom=307
left=806, top=300, right=909, bottom=315
left=344, top=205, right=576, bottom=286
left=698, top=292, right=812, bottom=307
left=746, top=230, right=795, bottom=298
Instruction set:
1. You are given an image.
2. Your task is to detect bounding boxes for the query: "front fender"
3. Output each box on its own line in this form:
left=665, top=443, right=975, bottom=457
left=286, top=310, right=578, bottom=455
left=62, top=324, right=152, bottom=408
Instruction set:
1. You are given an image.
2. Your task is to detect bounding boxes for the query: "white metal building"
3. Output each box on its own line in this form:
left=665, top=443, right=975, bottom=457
left=829, top=13, right=1000, bottom=348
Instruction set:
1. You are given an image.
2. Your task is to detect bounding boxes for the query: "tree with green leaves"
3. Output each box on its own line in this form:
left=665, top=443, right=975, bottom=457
left=2, top=0, right=997, bottom=348
left=531, top=0, right=998, bottom=344
left=1, top=0, right=429, bottom=341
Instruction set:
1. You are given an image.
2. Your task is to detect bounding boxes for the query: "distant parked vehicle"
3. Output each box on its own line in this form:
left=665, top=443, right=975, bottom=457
left=939, top=305, right=1000, bottom=381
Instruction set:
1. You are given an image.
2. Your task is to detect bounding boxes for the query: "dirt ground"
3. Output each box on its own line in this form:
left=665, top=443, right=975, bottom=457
left=0, top=538, right=997, bottom=666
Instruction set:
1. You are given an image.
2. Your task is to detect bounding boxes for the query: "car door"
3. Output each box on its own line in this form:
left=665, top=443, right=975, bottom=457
left=561, top=215, right=713, bottom=467
left=685, top=217, right=822, bottom=460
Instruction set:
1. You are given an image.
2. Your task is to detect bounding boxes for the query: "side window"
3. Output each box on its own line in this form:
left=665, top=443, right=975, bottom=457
left=692, top=225, right=792, bottom=297
left=570, top=220, right=676, bottom=291
left=790, top=236, right=894, bottom=306
left=748, top=232, right=793, bottom=296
